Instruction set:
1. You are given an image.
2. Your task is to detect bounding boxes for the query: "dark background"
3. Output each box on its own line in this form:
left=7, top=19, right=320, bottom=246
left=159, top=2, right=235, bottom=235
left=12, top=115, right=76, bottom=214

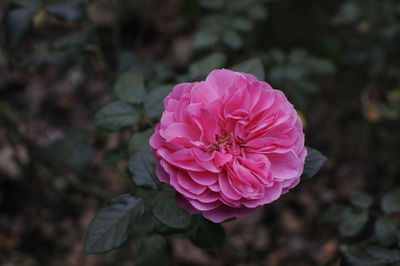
left=1, top=0, right=400, bottom=265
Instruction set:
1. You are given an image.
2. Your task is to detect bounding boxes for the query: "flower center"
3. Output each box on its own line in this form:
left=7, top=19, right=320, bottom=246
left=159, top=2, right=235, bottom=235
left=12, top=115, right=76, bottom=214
left=211, top=133, right=241, bottom=155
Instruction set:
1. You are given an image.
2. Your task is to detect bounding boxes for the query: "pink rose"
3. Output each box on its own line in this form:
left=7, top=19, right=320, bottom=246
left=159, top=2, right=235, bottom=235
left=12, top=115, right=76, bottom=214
left=150, top=69, right=307, bottom=223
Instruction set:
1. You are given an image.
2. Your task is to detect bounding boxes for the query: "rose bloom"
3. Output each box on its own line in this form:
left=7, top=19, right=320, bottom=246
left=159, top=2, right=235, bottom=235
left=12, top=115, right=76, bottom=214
left=150, top=69, right=306, bottom=222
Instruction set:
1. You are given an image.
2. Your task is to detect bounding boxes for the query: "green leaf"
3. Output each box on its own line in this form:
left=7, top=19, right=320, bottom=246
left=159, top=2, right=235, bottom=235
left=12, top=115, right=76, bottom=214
left=128, top=149, right=161, bottom=190
left=189, top=52, right=227, bottom=80
left=190, top=220, right=225, bottom=252
left=374, top=217, right=398, bottom=247
left=84, top=194, right=144, bottom=254
left=128, top=129, right=153, bottom=155
left=300, top=147, right=327, bottom=181
left=193, top=29, right=219, bottom=49
left=350, top=190, right=373, bottom=209
left=232, top=18, right=252, bottom=32
left=197, top=0, right=225, bottom=9
left=265, top=49, right=286, bottom=64
left=333, top=3, right=361, bottom=25
left=152, top=192, right=191, bottom=229
left=152, top=218, right=182, bottom=235
left=289, top=49, right=307, bottom=65
left=54, top=27, right=90, bottom=49
left=152, top=215, right=193, bottom=236
left=222, top=30, right=243, bottom=49
left=284, top=66, right=307, bottom=81
left=144, top=85, right=173, bottom=119
left=231, top=58, right=265, bottom=80
left=339, top=209, right=369, bottom=237
left=366, top=246, right=400, bottom=263
left=94, top=101, right=140, bottom=131
left=381, top=189, right=400, bottom=214
left=247, top=4, right=268, bottom=21
left=131, top=210, right=156, bottom=236
left=45, top=0, right=86, bottom=21
left=136, top=235, right=168, bottom=266
left=308, top=57, right=336, bottom=74
left=114, top=71, right=145, bottom=105
left=318, top=204, right=348, bottom=224
left=342, top=252, right=385, bottom=266
left=6, top=0, right=40, bottom=46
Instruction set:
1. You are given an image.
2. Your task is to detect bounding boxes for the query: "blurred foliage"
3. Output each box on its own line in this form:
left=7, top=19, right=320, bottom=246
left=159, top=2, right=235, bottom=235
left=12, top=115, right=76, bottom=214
left=327, top=1, right=400, bottom=264
left=262, top=49, right=335, bottom=107
left=193, top=0, right=269, bottom=50
left=333, top=0, right=400, bottom=119
left=321, top=189, right=400, bottom=265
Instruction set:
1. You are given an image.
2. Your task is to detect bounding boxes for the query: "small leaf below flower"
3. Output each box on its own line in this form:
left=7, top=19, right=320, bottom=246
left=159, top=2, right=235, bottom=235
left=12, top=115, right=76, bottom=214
left=136, top=235, right=168, bottom=266
left=190, top=219, right=226, bottom=252
left=152, top=192, right=192, bottom=229
left=84, top=194, right=144, bottom=254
